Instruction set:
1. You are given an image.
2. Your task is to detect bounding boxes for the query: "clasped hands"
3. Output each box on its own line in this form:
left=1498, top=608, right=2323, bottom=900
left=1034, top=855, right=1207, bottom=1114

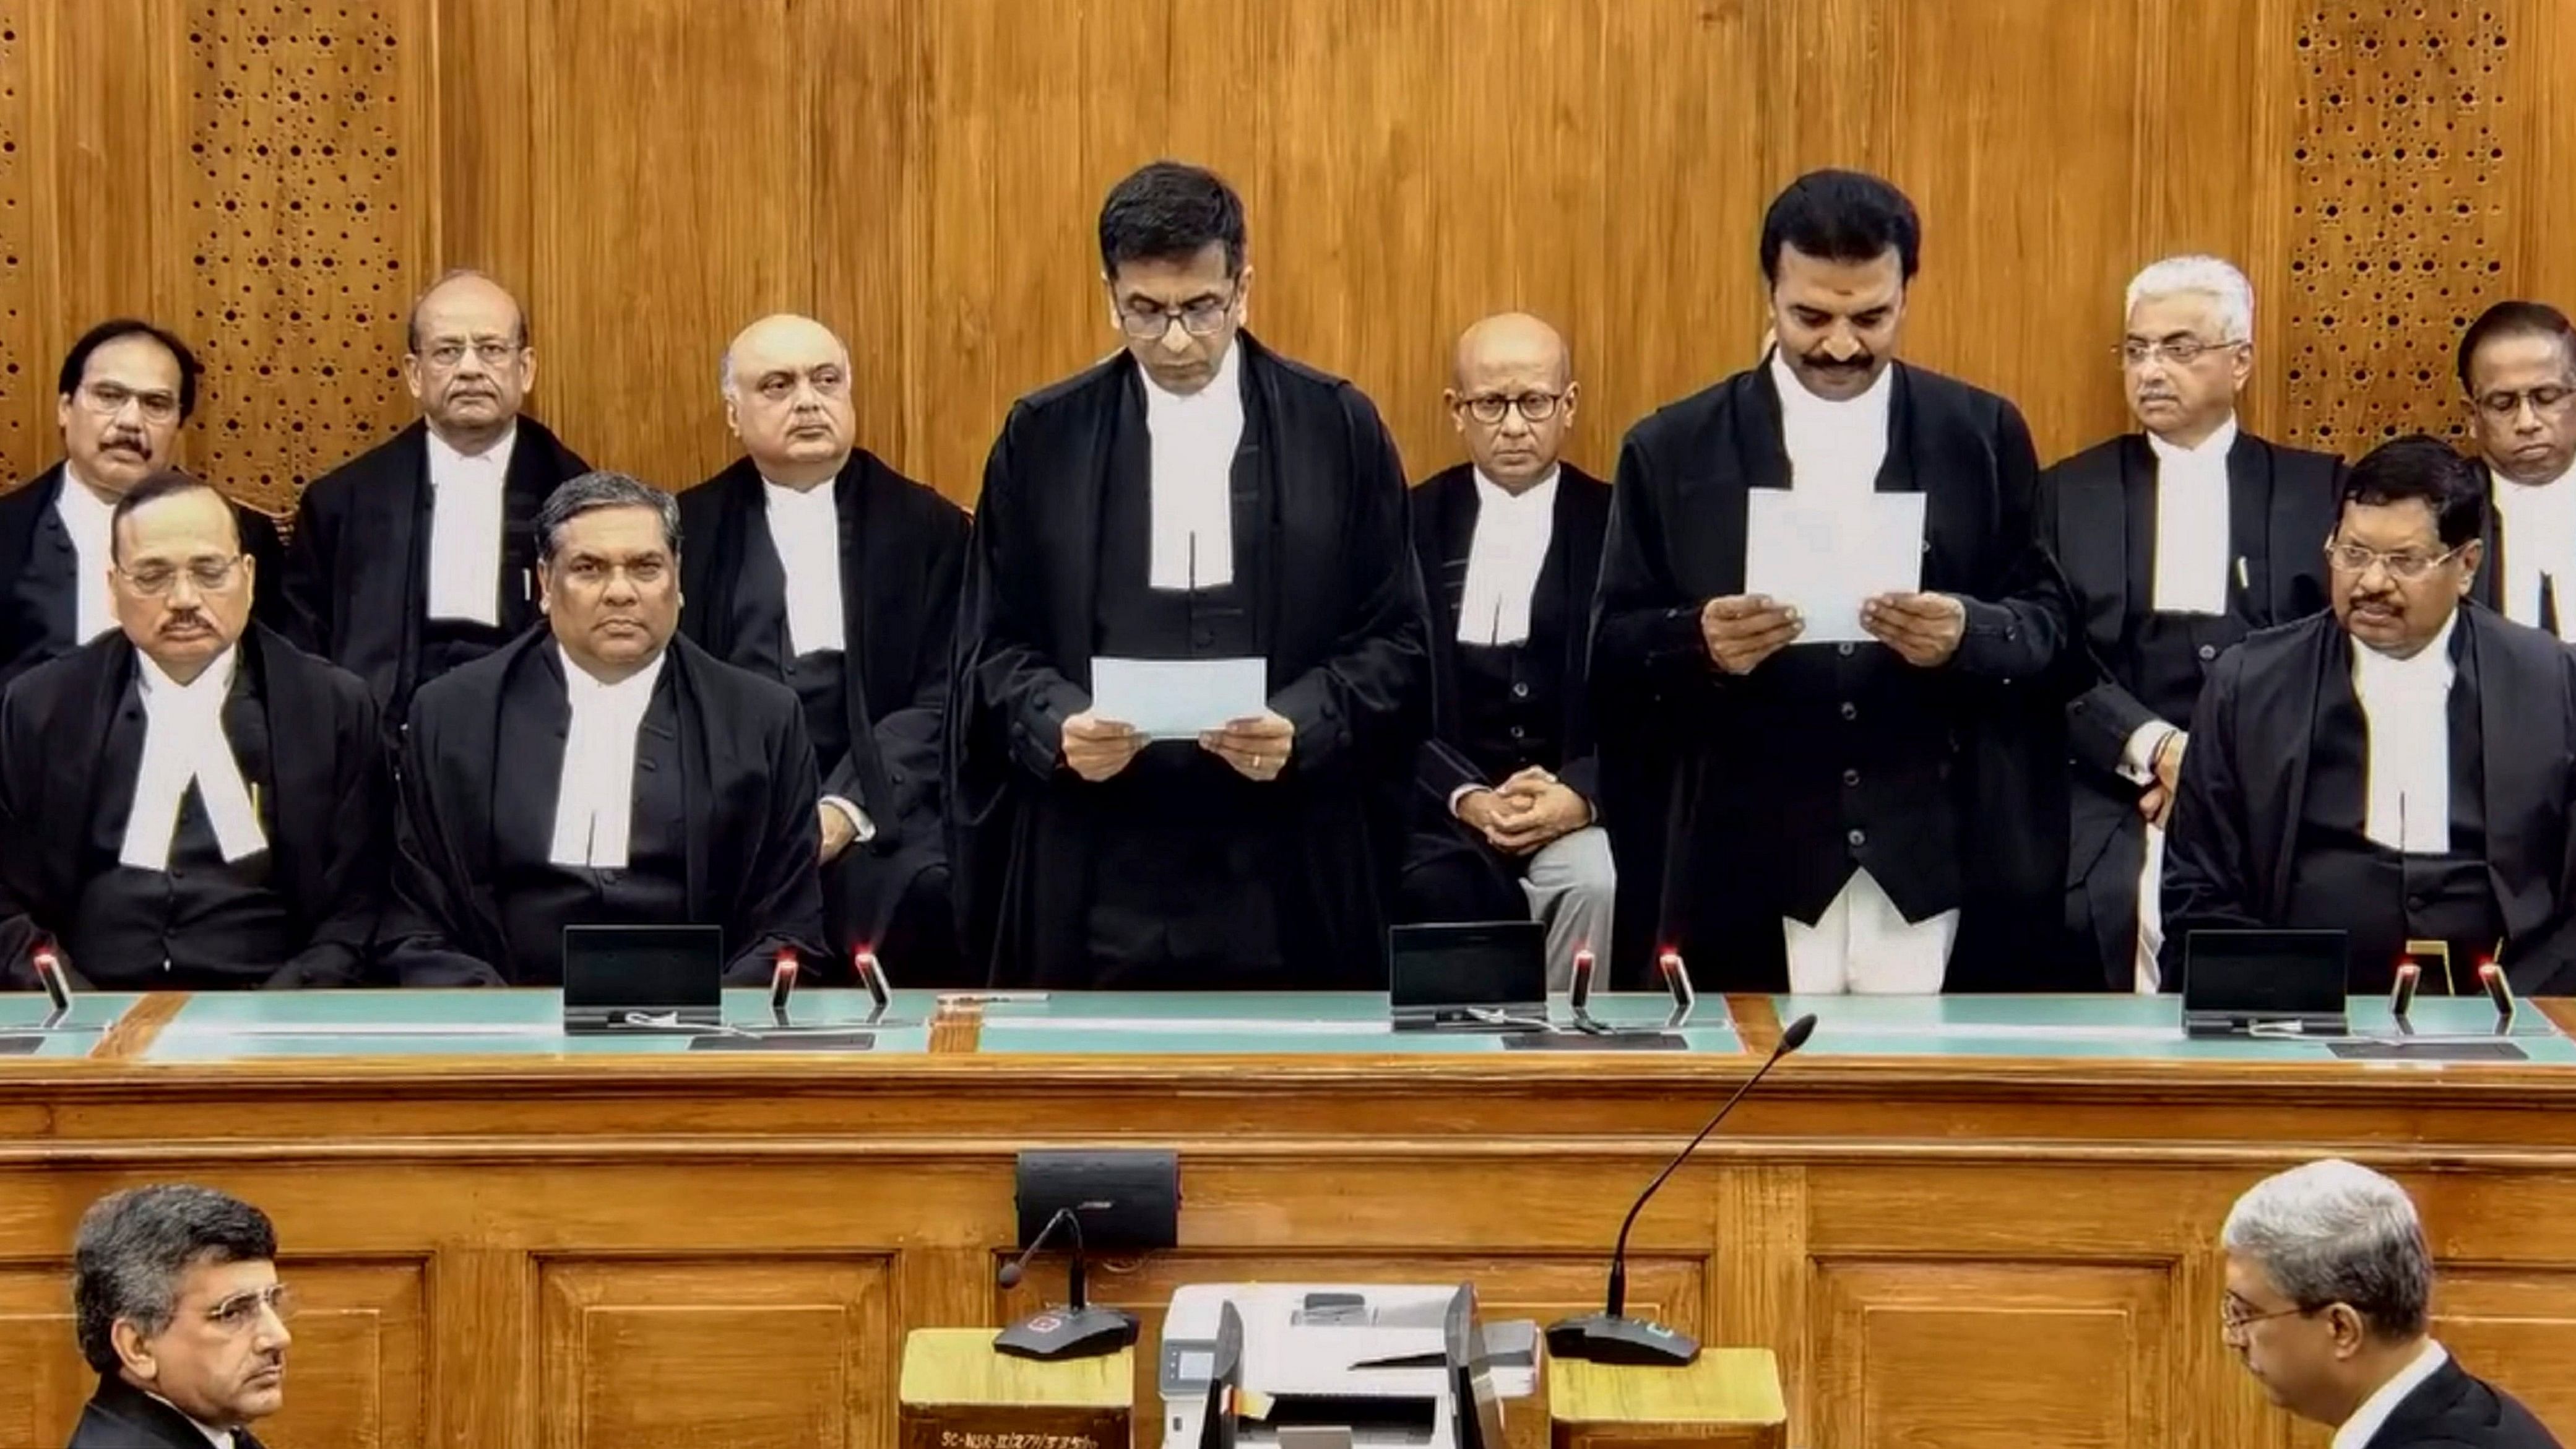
left=1456, top=767, right=1591, bottom=857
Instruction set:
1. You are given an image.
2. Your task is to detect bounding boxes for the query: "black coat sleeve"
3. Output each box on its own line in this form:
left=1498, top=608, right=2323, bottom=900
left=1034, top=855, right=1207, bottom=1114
left=1948, top=401, right=2072, bottom=681
left=725, top=703, right=829, bottom=982
left=2499, top=645, right=2576, bottom=995
left=376, top=722, right=508, bottom=987
left=2156, top=646, right=2265, bottom=986
left=266, top=682, right=390, bottom=988
left=240, top=508, right=294, bottom=639
left=0, top=677, right=56, bottom=987
left=1591, top=430, right=1724, bottom=716
left=277, top=488, right=337, bottom=657
left=828, top=498, right=970, bottom=839
left=1266, top=389, right=1431, bottom=782
left=959, top=409, right=1096, bottom=781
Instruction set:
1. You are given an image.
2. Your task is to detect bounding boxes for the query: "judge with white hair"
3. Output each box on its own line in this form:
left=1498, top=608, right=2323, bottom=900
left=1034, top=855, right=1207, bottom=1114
left=2041, top=254, right=2345, bottom=992
left=2221, top=1159, right=2559, bottom=1448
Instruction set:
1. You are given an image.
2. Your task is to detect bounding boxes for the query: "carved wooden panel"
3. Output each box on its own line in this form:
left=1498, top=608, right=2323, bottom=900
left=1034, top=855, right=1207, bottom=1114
left=0, top=6, right=32, bottom=482
left=537, top=1258, right=894, bottom=1449
left=0, top=1257, right=423, bottom=1449
left=2434, top=1268, right=2576, bottom=1440
left=181, top=0, right=431, bottom=515
left=1813, top=1260, right=2177, bottom=1449
left=2281, top=1, right=2519, bottom=454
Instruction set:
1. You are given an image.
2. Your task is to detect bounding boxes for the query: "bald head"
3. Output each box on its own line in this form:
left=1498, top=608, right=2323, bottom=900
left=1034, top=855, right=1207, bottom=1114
left=403, top=270, right=534, bottom=451
left=724, top=314, right=856, bottom=488
left=1446, top=313, right=1578, bottom=490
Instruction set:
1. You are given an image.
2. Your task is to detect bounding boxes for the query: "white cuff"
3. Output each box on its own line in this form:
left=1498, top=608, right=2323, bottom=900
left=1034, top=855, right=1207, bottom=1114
left=1448, top=784, right=1490, bottom=818
left=821, top=795, right=876, bottom=844
left=2119, top=723, right=2179, bottom=785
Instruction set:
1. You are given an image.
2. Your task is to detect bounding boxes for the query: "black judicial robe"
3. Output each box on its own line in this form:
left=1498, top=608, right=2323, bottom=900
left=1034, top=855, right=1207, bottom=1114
left=1589, top=359, right=2075, bottom=992
left=67, top=1375, right=272, bottom=1449
left=0, top=624, right=386, bottom=989
left=2043, top=430, right=2342, bottom=987
left=279, top=417, right=590, bottom=723
left=677, top=450, right=970, bottom=962
left=378, top=631, right=826, bottom=986
left=2161, top=606, right=2576, bottom=995
left=0, top=465, right=286, bottom=696
left=1403, top=462, right=1610, bottom=915
left=948, top=334, right=1430, bottom=989
left=2359, top=1356, right=2564, bottom=1449
left=2466, top=457, right=2576, bottom=636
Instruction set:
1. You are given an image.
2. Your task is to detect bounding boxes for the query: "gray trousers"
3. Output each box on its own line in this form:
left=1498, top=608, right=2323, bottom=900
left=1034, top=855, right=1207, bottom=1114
left=1522, top=825, right=1617, bottom=990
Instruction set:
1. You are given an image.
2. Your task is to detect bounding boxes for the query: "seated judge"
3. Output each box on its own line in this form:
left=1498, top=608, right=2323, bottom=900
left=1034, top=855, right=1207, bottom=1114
left=1398, top=313, right=1614, bottom=987
left=2162, top=436, right=2576, bottom=995
left=2456, top=301, right=2576, bottom=639
left=950, top=160, right=1430, bottom=990
left=678, top=314, right=972, bottom=982
left=2046, top=256, right=2341, bottom=992
left=2223, top=1160, right=2561, bottom=1449
left=67, top=1184, right=290, bottom=1449
left=0, top=473, right=387, bottom=990
left=1590, top=169, right=2072, bottom=994
left=380, top=472, right=826, bottom=987
left=280, top=270, right=591, bottom=724
left=0, top=321, right=284, bottom=694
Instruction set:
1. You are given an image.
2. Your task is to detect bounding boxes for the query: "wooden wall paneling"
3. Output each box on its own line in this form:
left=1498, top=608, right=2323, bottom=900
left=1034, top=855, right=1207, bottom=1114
left=805, top=0, right=923, bottom=490
left=430, top=1245, right=534, bottom=1449
left=2280, top=0, right=2520, bottom=456
left=0, top=4, right=37, bottom=483
left=527, top=0, right=814, bottom=490
left=179, top=0, right=435, bottom=517
left=2512, top=0, right=2576, bottom=313
left=0, top=1261, right=96, bottom=1449
left=431, top=0, right=533, bottom=302
left=1815, top=1259, right=2176, bottom=1449
left=2431, top=1267, right=2576, bottom=1438
left=1710, top=1166, right=1812, bottom=1448
left=536, top=1257, right=893, bottom=1449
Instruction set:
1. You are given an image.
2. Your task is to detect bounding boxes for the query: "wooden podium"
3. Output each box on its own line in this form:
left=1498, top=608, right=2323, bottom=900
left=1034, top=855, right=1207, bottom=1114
left=1547, top=1348, right=1788, bottom=1448
left=896, top=1328, right=1133, bottom=1449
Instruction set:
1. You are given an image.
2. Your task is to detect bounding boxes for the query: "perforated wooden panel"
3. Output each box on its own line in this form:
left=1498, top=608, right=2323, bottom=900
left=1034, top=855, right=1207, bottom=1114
left=183, top=0, right=425, bottom=517
left=0, top=9, right=33, bottom=482
left=2281, top=2, right=2517, bottom=455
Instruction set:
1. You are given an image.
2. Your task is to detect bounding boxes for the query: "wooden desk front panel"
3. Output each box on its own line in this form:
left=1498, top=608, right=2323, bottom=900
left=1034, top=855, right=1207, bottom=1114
left=2, top=1064, right=2574, bottom=1449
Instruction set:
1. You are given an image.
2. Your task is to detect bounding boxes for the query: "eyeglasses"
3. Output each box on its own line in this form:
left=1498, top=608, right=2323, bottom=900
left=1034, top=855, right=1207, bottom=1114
left=419, top=339, right=523, bottom=370
left=202, top=1283, right=295, bottom=1334
left=2219, top=1300, right=2315, bottom=1339
left=2475, top=384, right=2575, bottom=418
left=2117, top=338, right=2245, bottom=368
left=2325, top=540, right=2465, bottom=581
left=76, top=382, right=181, bottom=423
left=118, top=556, right=246, bottom=596
left=1117, top=293, right=1235, bottom=340
left=1458, top=392, right=1567, bottom=425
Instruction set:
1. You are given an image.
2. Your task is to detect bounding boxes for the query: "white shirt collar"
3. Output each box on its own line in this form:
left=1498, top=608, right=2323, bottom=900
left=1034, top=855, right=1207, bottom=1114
left=558, top=642, right=666, bottom=704
left=425, top=423, right=516, bottom=480
left=58, top=463, right=117, bottom=516
left=2333, top=1339, right=2447, bottom=1449
left=136, top=644, right=241, bottom=705
left=143, top=1390, right=236, bottom=1449
left=1472, top=466, right=1559, bottom=516
left=2353, top=607, right=2460, bottom=678
left=2146, top=414, right=2240, bottom=466
left=1768, top=347, right=1893, bottom=422
left=1142, top=336, right=1243, bottom=414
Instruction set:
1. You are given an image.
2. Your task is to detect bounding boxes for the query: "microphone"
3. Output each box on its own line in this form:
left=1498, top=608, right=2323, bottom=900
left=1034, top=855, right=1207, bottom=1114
left=994, top=1201, right=1140, bottom=1361
left=769, top=951, right=798, bottom=1026
left=32, top=942, right=71, bottom=1026
left=1546, top=1011, right=1818, bottom=1366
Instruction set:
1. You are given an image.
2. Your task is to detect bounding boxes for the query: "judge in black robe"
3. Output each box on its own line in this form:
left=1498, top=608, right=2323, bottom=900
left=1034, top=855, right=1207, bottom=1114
left=2349, top=1357, right=2564, bottom=1449
left=280, top=415, right=589, bottom=723
left=2045, top=270, right=2343, bottom=988
left=379, top=476, right=825, bottom=987
left=950, top=163, right=1426, bottom=990
left=2163, top=438, right=2576, bottom=995
left=67, top=1373, right=276, bottom=1449
left=2455, top=301, right=2576, bottom=638
left=1591, top=171, right=2072, bottom=992
left=680, top=316, right=972, bottom=982
left=0, top=623, right=386, bottom=990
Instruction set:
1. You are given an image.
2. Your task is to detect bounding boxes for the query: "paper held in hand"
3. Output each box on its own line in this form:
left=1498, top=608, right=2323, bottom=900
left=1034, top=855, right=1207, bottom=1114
left=1088, top=655, right=1269, bottom=740
left=1742, top=490, right=1929, bottom=644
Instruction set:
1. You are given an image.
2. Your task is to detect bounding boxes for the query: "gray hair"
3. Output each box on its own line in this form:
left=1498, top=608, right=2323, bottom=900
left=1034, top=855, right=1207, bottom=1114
left=535, top=471, right=683, bottom=561
left=72, top=1185, right=278, bottom=1373
left=2221, top=1159, right=2431, bottom=1341
left=2125, top=254, right=2255, bottom=343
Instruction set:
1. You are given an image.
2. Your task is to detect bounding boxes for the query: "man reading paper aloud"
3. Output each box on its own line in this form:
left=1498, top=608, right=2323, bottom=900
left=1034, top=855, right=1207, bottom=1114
left=949, top=162, right=1430, bottom=992
left=1591, top=170, right=2075, bottom=996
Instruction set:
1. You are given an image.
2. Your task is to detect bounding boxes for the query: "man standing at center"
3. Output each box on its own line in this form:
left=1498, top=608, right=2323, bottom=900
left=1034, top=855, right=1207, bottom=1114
left=949, top=160, right=1429, bottom=990
left=1591, top=169, right=2072, bottom=993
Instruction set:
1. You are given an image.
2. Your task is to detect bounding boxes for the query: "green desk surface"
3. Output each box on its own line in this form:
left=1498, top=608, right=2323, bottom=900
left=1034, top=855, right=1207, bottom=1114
left=140, top=989, right=1738, bottom=1060
left=1774, top=992, right=2576, bottom=1063
left=0, top=992, right=135, bottom=1058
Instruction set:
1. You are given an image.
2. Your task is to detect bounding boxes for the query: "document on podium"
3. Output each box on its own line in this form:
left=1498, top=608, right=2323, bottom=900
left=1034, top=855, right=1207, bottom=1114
left=1742, top=490, right=1928, bottom=644
left=1091, top=655, right=1270, bottom=740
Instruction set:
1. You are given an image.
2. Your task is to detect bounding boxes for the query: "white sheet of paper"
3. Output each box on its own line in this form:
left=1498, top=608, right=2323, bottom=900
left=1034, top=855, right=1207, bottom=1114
left=1089, top=655, right=1269, bottom=740
left=1742, top=490, right=1929, bottom=644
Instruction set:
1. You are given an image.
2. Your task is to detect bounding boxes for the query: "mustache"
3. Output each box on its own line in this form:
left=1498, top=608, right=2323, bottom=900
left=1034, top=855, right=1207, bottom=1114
left=1800, top=351, right=1873, bottom=373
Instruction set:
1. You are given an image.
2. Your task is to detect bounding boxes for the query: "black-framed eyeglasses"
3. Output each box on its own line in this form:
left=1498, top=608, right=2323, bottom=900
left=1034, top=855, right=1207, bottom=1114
left=2116, top=338, right=2244, bottom=368
left=76, top=381, right=181, bottom=423
left=202, top=1282, right=295, bottom=1335
left=1117, top=292, right=1235, bottom=340
left=1458, top=392, right=1567, bottom=425
left=2475, top=384, right=2575, bottom=418
left=117, top=555, right=246, bottom=597
left=2325, top=539, right=2465, bottom=581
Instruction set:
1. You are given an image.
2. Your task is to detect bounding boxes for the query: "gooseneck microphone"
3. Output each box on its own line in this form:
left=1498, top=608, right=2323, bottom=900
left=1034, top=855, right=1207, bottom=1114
left=1545, top=1012, right=1818, bottom=1366
left=993, top=1201, right=1141, bottom=1361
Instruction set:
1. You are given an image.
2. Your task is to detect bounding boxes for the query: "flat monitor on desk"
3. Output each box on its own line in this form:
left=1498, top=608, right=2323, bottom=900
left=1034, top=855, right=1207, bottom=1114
left=2182, top=928, right=2349, bottom=1037
left=561, top=924, right=723, bottom=1034
left=1389, top=922, right=1547, bottom=1031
